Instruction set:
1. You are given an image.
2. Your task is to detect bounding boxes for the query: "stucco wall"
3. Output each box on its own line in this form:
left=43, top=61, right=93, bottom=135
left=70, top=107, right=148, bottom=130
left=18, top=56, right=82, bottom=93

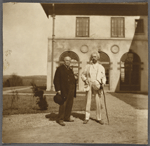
left=47, top=15, right=148, bottom=92
left=47, top=39, right=148, bottom=92
left=49, top=15, right=148, bottom=40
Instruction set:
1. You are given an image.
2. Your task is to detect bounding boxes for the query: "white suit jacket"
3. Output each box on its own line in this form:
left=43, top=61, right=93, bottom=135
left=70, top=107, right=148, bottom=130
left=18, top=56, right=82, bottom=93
left=81, top=62, right=106, bottom=84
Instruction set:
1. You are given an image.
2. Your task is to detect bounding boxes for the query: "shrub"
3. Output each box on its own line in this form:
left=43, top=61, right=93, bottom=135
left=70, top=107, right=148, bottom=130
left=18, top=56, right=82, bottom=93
left=3, top=73, right=23, bottom=87
left=9, top=74, right=23, bottom=86
left=3, top=79, right=10, bottom=87
left=10, top=90, right=19, bottom=110
left=31, top=83, right=48, bottom=110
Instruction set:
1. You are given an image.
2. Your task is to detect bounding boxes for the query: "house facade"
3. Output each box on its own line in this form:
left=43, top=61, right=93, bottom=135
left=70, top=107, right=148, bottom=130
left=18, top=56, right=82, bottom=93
left=41, top=3, right=148, bottom=93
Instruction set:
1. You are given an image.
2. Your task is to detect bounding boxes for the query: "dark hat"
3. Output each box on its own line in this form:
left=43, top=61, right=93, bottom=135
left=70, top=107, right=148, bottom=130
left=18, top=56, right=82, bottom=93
left=53, top=93, right=64, bottom=105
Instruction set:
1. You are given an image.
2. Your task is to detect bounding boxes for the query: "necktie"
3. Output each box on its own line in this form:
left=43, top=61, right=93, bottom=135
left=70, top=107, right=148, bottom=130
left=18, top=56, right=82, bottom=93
left=67, top=66, right=69, bottom=70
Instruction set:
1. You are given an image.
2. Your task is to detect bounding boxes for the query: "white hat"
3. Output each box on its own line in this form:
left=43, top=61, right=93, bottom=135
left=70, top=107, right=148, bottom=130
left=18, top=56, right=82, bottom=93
left=91, top=80, right=101, bottom=90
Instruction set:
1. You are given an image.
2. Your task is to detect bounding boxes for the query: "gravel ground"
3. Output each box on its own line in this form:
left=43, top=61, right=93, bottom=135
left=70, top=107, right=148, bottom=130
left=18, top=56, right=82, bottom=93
left=2, top=93, right=148, bottom=144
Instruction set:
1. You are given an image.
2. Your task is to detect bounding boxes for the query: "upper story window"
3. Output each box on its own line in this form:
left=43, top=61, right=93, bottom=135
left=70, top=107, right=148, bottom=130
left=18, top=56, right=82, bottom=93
left=135, top=19, right=144, bottom=34
left=111, top=17, right=125, bottom=38
left=76, top=17, right=89, bottom=37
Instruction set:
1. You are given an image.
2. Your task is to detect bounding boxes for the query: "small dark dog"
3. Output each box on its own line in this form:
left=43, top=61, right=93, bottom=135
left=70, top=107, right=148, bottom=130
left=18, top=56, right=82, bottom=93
left=31, top=83, right=48, bottom=110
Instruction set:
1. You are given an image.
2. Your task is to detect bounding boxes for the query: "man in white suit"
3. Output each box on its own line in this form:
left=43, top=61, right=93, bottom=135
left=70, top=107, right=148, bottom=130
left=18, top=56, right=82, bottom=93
left=81, top=52, right=106, bottom=124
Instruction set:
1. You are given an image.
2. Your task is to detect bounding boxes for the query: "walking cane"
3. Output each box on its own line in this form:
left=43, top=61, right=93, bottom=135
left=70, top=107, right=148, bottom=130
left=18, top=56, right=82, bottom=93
left=101, top=80, right=109, bottom=125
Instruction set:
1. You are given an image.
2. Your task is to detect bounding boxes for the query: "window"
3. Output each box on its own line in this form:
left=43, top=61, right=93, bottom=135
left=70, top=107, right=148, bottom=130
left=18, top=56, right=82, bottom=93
left=111, top=17, right=125, bottom=37
left=76, top=17, right=89, bottom=37
left=135, top=19, right=144, bottom=34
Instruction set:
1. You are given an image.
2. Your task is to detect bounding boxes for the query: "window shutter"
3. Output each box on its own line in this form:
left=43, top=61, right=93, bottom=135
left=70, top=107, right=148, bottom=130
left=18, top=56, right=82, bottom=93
left=111, top=17, right=124, bottom=37
left=120, top=18, right=124, bottom=37
left=118, top=18, right=124, bottom=37
left=76, top=19, right=79, bottom=36
left=85, top=18, right=89, bottom=36
left=76, top=17, right=89, bottom=37
left=111, top=18, right=117, bottom=37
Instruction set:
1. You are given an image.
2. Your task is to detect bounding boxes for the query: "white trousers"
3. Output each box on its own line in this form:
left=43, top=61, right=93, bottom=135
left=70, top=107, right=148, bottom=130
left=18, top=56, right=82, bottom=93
left=85, top=85, right=103, bottom=121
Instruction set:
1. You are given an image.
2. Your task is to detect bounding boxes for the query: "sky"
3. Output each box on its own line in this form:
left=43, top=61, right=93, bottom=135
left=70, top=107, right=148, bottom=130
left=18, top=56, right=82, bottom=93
left=3, top=3, right=51, bottom=76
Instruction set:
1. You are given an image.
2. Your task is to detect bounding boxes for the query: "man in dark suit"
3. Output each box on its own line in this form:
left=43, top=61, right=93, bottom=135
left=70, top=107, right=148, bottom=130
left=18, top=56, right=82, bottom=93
left=54, top=56, right=77, bottom=126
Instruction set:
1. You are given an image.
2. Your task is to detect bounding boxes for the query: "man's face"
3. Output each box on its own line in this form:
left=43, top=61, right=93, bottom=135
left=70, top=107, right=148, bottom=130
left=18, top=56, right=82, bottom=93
left=64, top=57, right=71, bottom=66
left=91, top=53, right=98, bottom=64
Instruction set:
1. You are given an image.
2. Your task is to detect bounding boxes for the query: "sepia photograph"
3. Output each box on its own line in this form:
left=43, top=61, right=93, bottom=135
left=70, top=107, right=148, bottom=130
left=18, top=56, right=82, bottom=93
left=2, top=2, right=148, bottom=144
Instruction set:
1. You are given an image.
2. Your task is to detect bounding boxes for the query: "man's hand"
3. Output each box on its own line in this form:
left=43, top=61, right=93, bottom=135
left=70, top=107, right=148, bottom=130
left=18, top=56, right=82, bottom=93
left=101, top=84, right=105, bottom=89
left=74, top=74, right=78, bottom=80
left=84, top=80, right=89, bottom=85
left=57, top=91, right=61, bottom=95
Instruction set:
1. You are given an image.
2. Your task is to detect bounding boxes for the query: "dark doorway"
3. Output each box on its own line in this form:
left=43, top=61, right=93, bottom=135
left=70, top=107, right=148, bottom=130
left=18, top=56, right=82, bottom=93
left=59, top=51, right=81, bottom=89
left=120, top=51, right=141, bottom=91
left=98, top=52, right=110, bottom=89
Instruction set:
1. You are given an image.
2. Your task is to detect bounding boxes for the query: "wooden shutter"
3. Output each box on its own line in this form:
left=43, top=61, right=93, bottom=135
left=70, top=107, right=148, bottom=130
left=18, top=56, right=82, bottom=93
left=111, top=17, right=124, bottom=37
left=118, top=18, right=124, bottom=37
left=85, top=18, right=89, bottom=36
left=111, top=18, right=117, bottom=37
left=76, top=17, right=89, bottom=37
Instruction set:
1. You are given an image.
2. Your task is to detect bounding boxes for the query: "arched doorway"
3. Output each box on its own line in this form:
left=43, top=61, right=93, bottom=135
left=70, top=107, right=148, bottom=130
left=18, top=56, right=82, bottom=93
left=98, top=52, right=111, bottom=89
left=120, top=51, right=141, bottom=91
left=59, top=51, right=81, bottom=89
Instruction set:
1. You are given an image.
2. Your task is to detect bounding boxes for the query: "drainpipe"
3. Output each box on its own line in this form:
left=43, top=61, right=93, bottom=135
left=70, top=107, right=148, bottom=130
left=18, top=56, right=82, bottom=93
left=51, top=3, right=55, bottom=91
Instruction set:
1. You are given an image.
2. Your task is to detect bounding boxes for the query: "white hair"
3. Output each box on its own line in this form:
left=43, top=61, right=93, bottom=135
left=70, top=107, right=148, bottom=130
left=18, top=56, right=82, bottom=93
left=90, top=52, right=100, bottom=61
left=64, top=56, right=71, bottom=61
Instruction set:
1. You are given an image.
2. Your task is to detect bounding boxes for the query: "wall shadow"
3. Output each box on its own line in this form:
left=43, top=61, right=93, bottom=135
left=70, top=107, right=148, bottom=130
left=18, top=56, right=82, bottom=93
left=115, top=16, right=147, bottom=93
left=108, top=92, right=148, bottom=110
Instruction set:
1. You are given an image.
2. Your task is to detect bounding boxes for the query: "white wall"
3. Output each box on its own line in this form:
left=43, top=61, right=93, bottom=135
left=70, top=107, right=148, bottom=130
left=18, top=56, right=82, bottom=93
left=47, top=15, right=148, bottom=92
left=49, top=15, right=148, bottom=40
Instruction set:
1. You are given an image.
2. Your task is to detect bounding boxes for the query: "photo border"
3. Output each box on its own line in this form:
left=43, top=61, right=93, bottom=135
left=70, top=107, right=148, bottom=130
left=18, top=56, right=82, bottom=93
left=0, top=0, right=149, bottom=146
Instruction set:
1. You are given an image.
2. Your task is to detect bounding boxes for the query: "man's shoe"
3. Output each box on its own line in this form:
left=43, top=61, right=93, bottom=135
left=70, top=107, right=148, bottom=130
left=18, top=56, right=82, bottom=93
left=56, top=120, right=65, bottom=126
left=97, top=120, right=104, bottom=125
left=83, top=120, right=89, bottom=124
left=64, top=119, right=74, bottom=122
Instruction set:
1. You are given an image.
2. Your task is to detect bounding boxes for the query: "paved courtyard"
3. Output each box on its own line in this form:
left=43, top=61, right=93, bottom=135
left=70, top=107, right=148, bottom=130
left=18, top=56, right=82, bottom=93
left=2, top=92, right=148, bottom=144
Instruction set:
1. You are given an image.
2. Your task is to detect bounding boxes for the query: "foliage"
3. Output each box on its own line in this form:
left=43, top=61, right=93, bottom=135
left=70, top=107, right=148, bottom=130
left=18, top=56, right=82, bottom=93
left=3, top=73, right=23, bottom=87
left=10, top=90, right=19, bottom=110
left=3, top=75, right=46, bottom=87
left=36, top=95, right=48, bottom=110
left=2, top=93, right=148, bottom=115
left=3, top=79, right=10, bottom=87
left=31, top=82, right=48, bottom=110
left=3, top=50, right=12, bottom=70
left=2, top=95, right=95, bottom=115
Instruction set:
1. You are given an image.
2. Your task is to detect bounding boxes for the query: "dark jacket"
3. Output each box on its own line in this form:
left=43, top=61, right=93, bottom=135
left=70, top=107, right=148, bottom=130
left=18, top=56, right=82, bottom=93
left=53, top=64, right=76, bottom=98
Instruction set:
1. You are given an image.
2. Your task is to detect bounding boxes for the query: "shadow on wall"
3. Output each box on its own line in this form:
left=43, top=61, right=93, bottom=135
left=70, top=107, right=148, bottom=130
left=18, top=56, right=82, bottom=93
left=115, top=16, right=146, bottom=93
left=108, top=92, right=148, bottom=110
